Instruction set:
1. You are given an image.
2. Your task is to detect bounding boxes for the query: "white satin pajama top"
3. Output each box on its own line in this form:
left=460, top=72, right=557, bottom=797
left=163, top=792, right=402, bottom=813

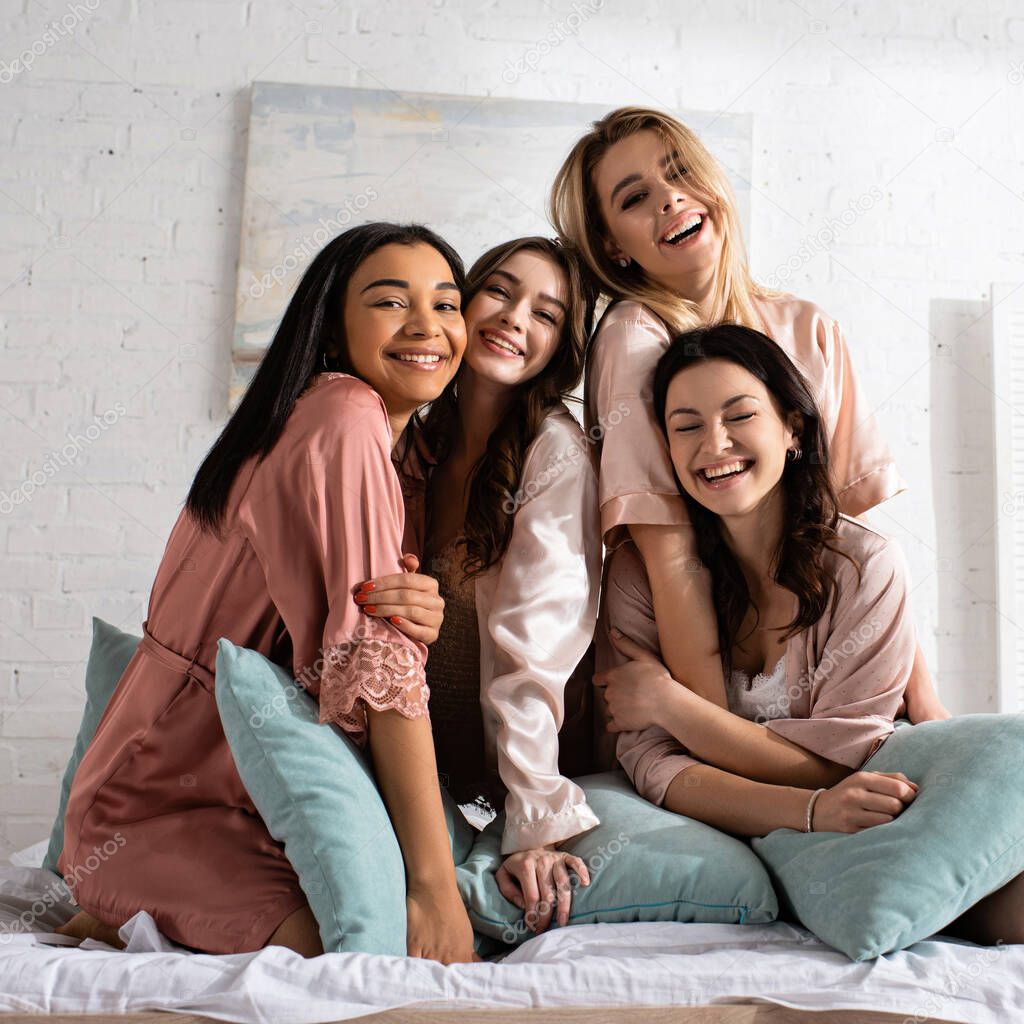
left=430, top=405, right=603, bottom=854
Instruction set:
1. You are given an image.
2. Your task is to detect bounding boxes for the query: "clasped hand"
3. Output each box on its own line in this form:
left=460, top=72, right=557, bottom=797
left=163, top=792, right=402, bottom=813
left=496, top=846, right=591, bottom=932
left=593, top=629, right=686, bottom=733
left=355, top=553, right=445, bottom=645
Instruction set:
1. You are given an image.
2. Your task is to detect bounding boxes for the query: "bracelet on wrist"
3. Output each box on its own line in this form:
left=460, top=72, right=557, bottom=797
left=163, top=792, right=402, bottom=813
left=804, top=788, right=826, bottom=833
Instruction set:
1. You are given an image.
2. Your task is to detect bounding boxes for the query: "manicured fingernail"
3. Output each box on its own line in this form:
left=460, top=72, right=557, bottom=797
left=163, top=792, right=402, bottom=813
left=390, top=616, right=402, bottom=625
left=355, top=593, right=368, bottom=603
left=364, top=605, right=377, bottom=614
left=359, top=581, right=375, bottom=593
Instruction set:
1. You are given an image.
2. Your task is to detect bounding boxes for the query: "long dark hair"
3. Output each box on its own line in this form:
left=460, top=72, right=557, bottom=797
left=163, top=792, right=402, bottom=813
left=186, top=222, right=466, bottom=533
left=651, top=323, right=862, bottom=667
left=419, top=237, right=596, bottom=577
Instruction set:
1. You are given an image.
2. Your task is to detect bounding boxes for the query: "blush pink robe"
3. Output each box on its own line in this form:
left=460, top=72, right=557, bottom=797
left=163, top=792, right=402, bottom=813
left=586, top=294, right=907, bottom=549
left=58, top=374, right=429, bottom=954
left=604, top=516, right=916, bottom=805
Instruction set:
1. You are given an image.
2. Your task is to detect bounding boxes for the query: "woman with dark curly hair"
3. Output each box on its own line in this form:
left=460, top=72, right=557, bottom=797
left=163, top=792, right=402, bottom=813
left=358, top=237, right=602, bottom=935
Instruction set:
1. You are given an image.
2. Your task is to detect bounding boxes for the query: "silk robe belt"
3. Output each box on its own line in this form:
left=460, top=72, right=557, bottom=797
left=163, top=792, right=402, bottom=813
left=140, top=623, right=215, bottom=693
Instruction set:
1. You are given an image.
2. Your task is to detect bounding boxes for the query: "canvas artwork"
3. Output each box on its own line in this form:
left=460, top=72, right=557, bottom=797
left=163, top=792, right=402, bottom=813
left=230, top=81, right=754, bottom=407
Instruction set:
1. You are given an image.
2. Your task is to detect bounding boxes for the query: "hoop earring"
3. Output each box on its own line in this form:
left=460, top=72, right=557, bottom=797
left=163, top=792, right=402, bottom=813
left=320, top=351, right=330, bottom=372
left=786, top=446, right=803, bottom=462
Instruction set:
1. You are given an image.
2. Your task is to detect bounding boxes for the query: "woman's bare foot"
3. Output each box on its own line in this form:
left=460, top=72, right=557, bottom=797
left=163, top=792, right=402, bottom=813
left=55, top=910, right=126, bottom=949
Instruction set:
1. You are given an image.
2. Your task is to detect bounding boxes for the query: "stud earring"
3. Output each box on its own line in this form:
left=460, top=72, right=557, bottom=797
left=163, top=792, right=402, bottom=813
left=616, top=257, right=630, bottom=268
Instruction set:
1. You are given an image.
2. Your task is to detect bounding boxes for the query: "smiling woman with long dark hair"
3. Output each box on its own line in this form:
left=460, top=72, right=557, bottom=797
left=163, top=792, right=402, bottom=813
left=358, top=236, right=602, bottom=934
left=596, top=323, right=919, bottom=827
left=55, top=223, right=477, bottom=963
left=596, top=322, right=1024, bottom=948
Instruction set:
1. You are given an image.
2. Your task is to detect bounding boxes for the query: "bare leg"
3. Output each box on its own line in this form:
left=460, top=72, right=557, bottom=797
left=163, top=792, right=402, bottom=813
left=55, top=910, right=126, bottom=949
left=265, top=905, right=323, bottom=957
left=945, top=870, right=1024, bottom=946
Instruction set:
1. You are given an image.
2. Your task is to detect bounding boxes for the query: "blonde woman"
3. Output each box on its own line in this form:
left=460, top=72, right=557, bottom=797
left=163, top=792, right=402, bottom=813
left=550, top=106, right=948, bottom=726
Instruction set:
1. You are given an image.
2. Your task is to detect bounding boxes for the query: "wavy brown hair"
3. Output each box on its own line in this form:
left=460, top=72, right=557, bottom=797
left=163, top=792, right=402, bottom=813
left=418, top=237, right=596, bottom=577
left=550, top=106, right=779, bottom=335
left=651, top=323, right=863, bottom=670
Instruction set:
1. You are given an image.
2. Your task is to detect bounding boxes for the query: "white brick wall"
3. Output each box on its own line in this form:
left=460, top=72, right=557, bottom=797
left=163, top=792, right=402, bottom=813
left=1, top=0, right=1020, bottom=858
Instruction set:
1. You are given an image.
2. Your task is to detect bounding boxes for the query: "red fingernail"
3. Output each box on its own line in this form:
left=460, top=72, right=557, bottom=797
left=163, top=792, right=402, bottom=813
left=364, top=605, right=377, bottom=614
left=359, top=582, right=375, bottom=593
left=355, top=593, right=368, bottom=604
left=390, top=616, right=402, bottom=625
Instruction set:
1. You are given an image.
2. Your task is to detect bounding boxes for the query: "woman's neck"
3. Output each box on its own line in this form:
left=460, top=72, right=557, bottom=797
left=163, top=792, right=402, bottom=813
left=718, top=490, right=786, bottom=600
left=387, top=410, right=413, bottom=450
left=452, top=369, right=514, bottom=461
left=658, top=264, right=718, bottom=320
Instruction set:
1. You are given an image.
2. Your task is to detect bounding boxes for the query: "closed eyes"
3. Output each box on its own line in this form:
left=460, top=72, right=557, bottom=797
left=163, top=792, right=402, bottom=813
left=674, top=413, right=755, bottom=433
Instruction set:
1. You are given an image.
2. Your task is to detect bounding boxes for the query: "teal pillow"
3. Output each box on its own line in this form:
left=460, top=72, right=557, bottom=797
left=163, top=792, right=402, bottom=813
left=752, top=714, right=1024, bottom=960
left=457, top=770, right=778, bottom=945
left=215, top=639, right=413, bottom=955
left=43, top=618, right=140, bottom=875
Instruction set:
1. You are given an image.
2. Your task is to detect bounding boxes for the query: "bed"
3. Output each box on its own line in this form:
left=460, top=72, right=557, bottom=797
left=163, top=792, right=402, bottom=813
left=0, top=842, right=1019, bottom=1024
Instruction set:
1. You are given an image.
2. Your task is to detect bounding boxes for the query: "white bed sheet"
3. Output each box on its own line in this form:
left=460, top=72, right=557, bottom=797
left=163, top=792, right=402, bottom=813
left=1, top=863, right=1021, bottom=1024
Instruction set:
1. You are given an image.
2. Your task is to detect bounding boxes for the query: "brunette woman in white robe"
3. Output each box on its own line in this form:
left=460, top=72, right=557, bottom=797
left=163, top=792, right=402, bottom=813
left=356, top=237, right=602, bottom=935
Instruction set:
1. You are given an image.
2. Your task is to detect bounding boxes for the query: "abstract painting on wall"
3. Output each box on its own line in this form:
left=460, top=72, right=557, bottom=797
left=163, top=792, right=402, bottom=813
left=231, top=81, right=753, bottom=407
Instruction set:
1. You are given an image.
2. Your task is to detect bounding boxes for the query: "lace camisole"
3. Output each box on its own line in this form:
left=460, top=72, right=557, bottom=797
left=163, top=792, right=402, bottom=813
left=726, top=651, right=790, bottom=724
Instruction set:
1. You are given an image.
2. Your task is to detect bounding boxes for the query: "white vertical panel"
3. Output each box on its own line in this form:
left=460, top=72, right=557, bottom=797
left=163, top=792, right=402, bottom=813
left=993, top=283, right=1024, bottom=713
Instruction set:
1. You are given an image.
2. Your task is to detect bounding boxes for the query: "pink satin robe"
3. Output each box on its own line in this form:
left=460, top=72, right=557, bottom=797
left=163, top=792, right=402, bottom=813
left=606, top=516, right=916, bottom=804
left=586, top=294, right=907, bottom=549
left=58, top=374, right=429, bottom=954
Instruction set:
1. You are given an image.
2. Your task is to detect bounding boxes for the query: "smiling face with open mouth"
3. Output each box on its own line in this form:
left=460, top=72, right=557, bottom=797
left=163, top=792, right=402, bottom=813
left=595, top=128, right=722, bottom=294
left=462, top=249, right=567, bottom=389
left=663, top=358, right=803, bottom=521
left=342, top=242, right=466, bottom=416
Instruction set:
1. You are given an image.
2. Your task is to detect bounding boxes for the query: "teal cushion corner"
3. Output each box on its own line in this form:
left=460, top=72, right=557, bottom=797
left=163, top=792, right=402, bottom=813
left=214, top=638, right=411, bottom=955
left=752, top=714, right=1024, bottom=960
left=457, top=769, right=778, bottom=945
left=43, top=617, right=140, bottom=876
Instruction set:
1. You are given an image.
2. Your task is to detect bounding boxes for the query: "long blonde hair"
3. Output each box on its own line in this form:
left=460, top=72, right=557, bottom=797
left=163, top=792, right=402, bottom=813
left=549, top=106, right=774, bottom=334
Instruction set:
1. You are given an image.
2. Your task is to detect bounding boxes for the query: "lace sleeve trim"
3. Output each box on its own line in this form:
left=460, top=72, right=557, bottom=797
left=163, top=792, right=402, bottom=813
left=317, top=638, right=429, bottom=745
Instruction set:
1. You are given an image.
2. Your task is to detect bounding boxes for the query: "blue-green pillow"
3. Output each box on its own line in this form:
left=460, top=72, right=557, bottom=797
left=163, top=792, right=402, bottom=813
left=215, top=638, right=415, bottom=955
left=43, top=618, right=140, bottom=875
left=457, top=770, right=778, bottom=945
left=752, top=714, right=1024, bottom=960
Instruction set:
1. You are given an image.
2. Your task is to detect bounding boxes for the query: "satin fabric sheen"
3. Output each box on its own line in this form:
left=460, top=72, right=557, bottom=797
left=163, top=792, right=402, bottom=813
left=58, top=375, right=428, bottom=953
